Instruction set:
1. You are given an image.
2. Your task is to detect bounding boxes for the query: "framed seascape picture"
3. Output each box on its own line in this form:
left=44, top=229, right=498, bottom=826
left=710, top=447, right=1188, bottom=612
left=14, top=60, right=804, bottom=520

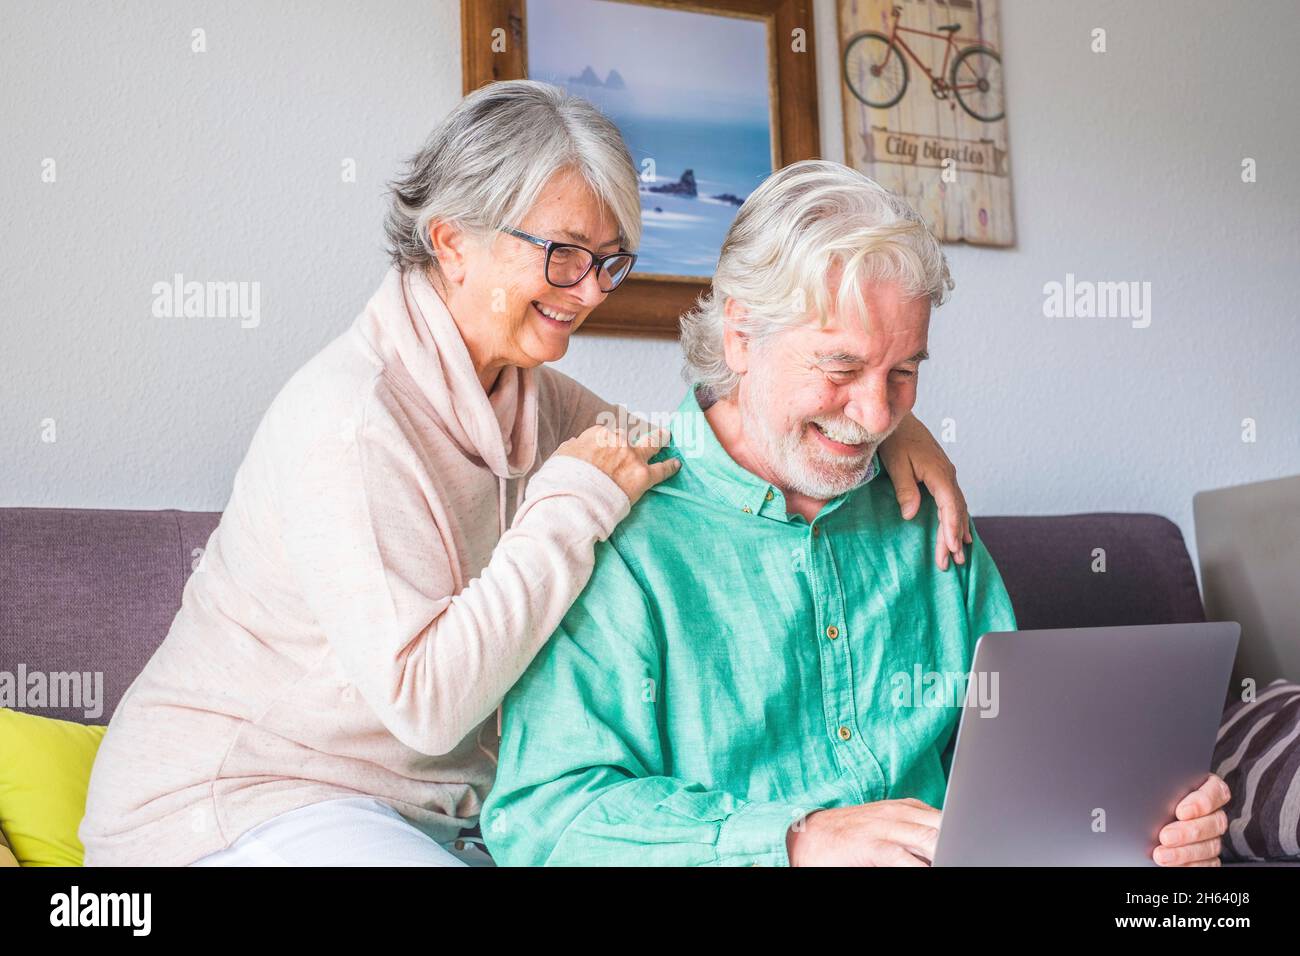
left=462, top=0, right=820, bottom=336
left=838, top=0, right=1015, bottom=246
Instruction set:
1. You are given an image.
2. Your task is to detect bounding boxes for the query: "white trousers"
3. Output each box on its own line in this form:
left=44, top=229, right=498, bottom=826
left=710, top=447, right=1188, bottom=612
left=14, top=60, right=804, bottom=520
left=189, top=796, right=494, bottom=867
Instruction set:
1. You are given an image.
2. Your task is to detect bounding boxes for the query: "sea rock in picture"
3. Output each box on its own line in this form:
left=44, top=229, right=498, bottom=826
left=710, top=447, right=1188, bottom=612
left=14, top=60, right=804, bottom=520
left=569, top=65, right=602, bottom=86
left=647, top=169, right=697, bottom=197
left=568, top=65, right=627, bottom=89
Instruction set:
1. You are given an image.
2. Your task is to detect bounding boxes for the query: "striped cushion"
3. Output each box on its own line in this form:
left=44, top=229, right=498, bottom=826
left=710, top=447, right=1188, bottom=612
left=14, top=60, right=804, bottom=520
left=1213, top=680, right=1300, bottom=861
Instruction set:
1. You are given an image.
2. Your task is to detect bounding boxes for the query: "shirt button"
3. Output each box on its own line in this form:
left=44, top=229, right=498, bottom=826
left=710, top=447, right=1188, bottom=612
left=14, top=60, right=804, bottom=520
left=812, top=524, right=820, bottom=537
left=743, top=506, right=752, bottom=514
left=765, top=490, right=774, bottom=502
left=454, top=840, right=466, bottom=851
left=826, top=625, right=839, bottom=640
left=838, top=726, right=852, bottom=741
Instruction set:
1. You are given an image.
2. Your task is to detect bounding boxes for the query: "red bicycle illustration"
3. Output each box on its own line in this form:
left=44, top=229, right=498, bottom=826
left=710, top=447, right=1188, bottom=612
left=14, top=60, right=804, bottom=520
left=843, top=5, right=1005, bottom=122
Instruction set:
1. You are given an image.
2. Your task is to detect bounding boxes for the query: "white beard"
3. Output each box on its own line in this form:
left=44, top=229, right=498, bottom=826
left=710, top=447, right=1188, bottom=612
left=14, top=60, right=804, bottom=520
left=743, top=361, right=892, bottom=500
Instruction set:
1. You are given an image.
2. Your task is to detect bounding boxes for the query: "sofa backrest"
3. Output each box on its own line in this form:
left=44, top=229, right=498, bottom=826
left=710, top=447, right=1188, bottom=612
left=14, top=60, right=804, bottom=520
left=976, top=513, right=1206, bottom=630
left=0, top=508, right=1205, bottom=726
left=1, top=508, right=220, bottom=725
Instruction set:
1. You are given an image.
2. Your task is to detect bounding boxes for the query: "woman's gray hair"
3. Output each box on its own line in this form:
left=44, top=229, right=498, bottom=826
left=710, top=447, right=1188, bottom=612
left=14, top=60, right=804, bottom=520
left=384, top=80, right=641, bottom=274
left=680, top=159, right=954, bottom=400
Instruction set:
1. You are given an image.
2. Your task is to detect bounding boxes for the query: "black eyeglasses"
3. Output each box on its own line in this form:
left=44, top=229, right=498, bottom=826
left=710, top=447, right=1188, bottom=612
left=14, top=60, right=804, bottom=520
left=501, top=227, right=638, bottom=292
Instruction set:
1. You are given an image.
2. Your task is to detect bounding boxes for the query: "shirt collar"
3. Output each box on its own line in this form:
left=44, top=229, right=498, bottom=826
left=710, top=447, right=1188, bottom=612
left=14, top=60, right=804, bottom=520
left=666, top=386, right=879, bottom=524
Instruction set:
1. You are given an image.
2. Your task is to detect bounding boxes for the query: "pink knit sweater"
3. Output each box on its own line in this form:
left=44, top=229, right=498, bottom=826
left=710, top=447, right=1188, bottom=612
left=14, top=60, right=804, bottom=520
left=78, top=265, right=632, bottom=866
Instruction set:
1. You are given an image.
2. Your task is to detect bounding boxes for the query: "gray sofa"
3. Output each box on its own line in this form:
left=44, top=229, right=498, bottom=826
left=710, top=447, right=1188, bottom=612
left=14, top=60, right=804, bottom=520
left=0, top=506, right=1279, bottom=864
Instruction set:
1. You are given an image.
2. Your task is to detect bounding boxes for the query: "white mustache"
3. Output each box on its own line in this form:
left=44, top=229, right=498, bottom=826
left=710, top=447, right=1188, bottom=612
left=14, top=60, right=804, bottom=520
left=808, top=417, right=878, bottom=446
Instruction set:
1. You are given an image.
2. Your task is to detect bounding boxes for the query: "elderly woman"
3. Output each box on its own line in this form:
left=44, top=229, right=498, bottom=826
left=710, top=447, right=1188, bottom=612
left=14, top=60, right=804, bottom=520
left=78, top=81, right=973, bottom=867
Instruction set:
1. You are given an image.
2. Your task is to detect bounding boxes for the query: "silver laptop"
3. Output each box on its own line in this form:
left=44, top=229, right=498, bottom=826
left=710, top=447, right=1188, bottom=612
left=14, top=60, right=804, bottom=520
left=932, top=623, right=1239, bottom=866
left=1194, top=473, right=1300, bottom=687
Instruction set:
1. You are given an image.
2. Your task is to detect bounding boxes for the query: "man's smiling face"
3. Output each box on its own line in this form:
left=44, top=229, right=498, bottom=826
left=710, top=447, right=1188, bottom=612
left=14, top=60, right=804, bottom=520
left=731, top=278, right=931, bottom=500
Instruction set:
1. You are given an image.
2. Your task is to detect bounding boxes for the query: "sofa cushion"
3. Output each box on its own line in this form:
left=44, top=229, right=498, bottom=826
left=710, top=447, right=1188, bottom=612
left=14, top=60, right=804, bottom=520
left=0, top=708, right=107, bottom=866
left=1214, top=679, right=1300, bottom=862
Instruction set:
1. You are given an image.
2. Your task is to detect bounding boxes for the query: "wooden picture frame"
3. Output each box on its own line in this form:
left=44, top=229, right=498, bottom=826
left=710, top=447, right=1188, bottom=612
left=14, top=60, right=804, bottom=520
left=461, top=0, right=821, bottom=337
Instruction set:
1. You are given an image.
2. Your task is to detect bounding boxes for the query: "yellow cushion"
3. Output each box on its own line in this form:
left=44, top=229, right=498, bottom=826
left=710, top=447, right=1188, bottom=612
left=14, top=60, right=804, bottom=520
left=0, top=708, right=107, bottom=866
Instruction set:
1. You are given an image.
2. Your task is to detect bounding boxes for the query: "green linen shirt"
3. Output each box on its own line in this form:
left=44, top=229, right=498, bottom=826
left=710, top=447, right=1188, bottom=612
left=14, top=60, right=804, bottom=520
left=482, top=386, right=1018, bottom=866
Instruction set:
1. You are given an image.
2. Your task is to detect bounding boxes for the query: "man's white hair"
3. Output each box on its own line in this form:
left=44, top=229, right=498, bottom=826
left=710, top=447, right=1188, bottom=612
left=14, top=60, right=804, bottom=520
left=384, top=80, right=641, bottom=275
left=680, top=160, right=953, bottom=400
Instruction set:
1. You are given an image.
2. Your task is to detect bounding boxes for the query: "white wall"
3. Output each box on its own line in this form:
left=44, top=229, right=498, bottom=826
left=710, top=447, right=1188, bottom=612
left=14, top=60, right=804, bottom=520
left=3, top=0, right=1297, bottom=568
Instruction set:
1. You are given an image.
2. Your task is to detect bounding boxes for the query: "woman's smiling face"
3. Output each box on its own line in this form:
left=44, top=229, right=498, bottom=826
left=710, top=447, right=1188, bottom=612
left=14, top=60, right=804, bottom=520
left=434, top=167, right=626, bottom=380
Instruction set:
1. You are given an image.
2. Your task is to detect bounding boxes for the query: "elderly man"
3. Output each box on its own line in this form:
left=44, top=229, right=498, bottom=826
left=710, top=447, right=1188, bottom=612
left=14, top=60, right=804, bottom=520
left=481, top=160, right=1230, bottom=867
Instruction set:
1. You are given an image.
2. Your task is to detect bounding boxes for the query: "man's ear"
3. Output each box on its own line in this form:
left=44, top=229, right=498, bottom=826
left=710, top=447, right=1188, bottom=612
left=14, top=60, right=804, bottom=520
left=721, top=298, right=751, bottom=377
left=427, top=220, right=469, bottom=285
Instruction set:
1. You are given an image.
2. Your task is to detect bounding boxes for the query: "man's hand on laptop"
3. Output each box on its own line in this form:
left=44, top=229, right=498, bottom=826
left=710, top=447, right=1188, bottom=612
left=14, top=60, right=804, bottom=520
left=1153, top=772, right=1231, bottom=866
left=786, top=798, right=941, bottom=866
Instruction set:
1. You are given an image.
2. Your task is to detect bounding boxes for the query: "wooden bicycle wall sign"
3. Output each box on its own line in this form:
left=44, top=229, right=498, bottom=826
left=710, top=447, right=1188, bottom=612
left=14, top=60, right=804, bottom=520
left=839, top=0, right=1015, bottom=246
